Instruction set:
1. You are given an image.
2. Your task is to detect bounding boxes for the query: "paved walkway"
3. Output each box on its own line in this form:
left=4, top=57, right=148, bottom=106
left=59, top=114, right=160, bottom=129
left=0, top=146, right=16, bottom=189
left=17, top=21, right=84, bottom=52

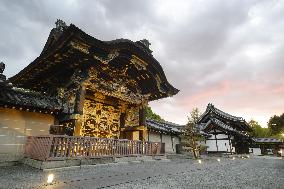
left=0, top=156, right=283, bottom=189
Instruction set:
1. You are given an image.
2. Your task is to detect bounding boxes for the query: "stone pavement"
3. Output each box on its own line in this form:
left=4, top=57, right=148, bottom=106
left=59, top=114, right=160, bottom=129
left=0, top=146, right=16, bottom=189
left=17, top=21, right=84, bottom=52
left=0, top=156, right=283, bottom=189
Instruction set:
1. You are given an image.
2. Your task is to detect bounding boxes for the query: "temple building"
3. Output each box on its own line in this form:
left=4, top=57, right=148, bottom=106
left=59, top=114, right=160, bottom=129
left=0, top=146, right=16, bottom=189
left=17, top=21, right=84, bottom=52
left=0, top=20, right=179, bottom=165
left=250, top=138, right=283, bottom=156
left=197, top=103, right=252, bottom=154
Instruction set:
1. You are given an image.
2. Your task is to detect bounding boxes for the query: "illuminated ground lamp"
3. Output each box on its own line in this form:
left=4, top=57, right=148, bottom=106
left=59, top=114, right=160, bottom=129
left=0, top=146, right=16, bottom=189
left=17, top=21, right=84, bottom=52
left=278, top=150, right=282, bottom=154
left=217, top=158, right=221, bottom=162
left=198, top=159, right=202, bottom=164
left=246, top=155, right=250, bottom=158
left=47, top=174, right=54, bottom=184
left=232, top=157, right=235, bottom=160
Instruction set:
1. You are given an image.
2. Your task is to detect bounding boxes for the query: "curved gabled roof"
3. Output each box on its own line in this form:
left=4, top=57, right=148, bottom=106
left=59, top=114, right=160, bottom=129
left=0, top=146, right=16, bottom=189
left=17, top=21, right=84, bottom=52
left=9, top=20, right=179, bottom=102
left=200, top=118, right=250, bottom=137
left=198, top=103, right=251, bottom=131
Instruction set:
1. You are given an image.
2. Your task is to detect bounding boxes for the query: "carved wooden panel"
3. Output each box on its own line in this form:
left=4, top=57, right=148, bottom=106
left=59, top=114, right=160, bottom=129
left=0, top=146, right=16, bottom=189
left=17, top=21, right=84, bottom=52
left=125, top=106, right=140, bottom=127
left=82, top=99, right=120, bottom=138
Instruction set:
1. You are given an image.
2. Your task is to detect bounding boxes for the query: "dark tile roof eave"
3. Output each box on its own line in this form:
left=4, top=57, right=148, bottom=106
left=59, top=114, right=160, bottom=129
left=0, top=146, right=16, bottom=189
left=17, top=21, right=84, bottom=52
left=0, top=87, right=62, bottom=112
left=197, top=104, right=251, bottom=131
left=200, top=118, right=250, bottom=137
left=145, top=119, right=183, bottom=135
left=252, top=137, right=283, bottom=143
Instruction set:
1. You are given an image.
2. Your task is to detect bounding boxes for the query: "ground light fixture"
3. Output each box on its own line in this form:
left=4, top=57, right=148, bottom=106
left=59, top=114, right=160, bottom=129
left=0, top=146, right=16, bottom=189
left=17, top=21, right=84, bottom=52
left=198, top=159, right=202, bottom=164
left=232, top=157, right=235, bottom=160
left=217, top=158, right=221, bottom=162
left=47, top=174, right=54, bottom=184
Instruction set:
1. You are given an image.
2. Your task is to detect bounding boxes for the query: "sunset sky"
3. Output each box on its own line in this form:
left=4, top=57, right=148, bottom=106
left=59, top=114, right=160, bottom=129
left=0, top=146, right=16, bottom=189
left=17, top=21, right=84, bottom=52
left=1, top=0, right=283, bottom=127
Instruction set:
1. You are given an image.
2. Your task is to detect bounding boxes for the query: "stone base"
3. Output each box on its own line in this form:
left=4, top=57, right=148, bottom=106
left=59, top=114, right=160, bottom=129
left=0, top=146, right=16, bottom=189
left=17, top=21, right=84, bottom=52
left=22, top=155, right=168, bottom=170
left=0, top=154, right=23, bottom=167
left=22, top=157, right=115, bottom=170
left=166, top=154, right=193, bottom=160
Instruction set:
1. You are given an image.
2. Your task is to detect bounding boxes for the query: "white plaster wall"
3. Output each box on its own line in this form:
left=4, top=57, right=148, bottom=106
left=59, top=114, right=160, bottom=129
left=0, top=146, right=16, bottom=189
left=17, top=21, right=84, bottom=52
left=148, top=132, right=161, bottom=143
left=206, top=133, right=233, bottom=152
left=217, top=139, right=230, bottom=152
left=171, top=136, right=180, bottom=153
left=216, top=134, right=228, bottom=139
left=162, top=134, right=174, bottom=153
left=148, top=131, right=180, bottom=153
left=206, top=140, right=217, bottom=151
left=251, top=148, right=261, bottom=156
left=0, top=108, right=54, bottom=161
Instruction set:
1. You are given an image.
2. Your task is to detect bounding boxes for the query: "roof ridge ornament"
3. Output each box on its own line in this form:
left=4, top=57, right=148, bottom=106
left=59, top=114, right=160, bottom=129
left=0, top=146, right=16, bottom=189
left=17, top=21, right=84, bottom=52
left=55, top=19, right=67, bottom=31
left=137, top=39, right=153, bottom=54
left=0, top=62, right=7, bottom=84
left=0, top=61, right=5, bottom=74
left=140, top=39, right=151, bottom=48
left=0, top=62, right=13, bottom=88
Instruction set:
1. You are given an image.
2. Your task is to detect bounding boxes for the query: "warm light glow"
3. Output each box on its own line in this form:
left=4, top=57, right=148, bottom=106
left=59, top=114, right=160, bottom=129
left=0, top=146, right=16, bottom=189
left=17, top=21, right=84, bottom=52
left=47, top=174, right=54, bottom=184
left=198, top=159, right=202, bottom=164
left=281, top=133, right=284, bottom=137
left=246, top=155, right=250, bottom=158
left=217, top=158, right=220, bottom=162
left=232, top=157, right=235, bottom=160
left=278, top=150, right=282, bottom=154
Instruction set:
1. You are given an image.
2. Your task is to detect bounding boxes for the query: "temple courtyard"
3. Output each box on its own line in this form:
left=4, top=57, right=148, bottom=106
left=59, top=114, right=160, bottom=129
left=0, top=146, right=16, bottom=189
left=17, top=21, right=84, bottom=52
left=0, top=156, right=283, bottom=189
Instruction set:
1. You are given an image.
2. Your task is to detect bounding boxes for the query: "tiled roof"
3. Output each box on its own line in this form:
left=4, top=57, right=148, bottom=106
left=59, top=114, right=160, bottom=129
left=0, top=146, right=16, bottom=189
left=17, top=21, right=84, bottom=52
left=146, top=119, right=183, bottom=135
left=197, top=103, right=251, bottom=132
left=200, top=118, right=249, bottom=137
left=204, top=103, right=244, bottom=121
left=253, top=138, right=283, bottom=143
left=0, top=87, right=62, bottom=112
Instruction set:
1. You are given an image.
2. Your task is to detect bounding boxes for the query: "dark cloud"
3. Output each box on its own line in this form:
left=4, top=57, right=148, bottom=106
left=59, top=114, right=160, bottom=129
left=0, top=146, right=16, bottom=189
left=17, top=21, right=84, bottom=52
left=1, top=0, right=283, bottom=126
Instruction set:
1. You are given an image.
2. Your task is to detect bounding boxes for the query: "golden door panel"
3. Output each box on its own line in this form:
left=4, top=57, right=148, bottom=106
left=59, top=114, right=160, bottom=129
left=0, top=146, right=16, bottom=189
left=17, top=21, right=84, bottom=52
left=82, top=99, right=120, bottom=138
left=125, top=106, right=139, bottom=127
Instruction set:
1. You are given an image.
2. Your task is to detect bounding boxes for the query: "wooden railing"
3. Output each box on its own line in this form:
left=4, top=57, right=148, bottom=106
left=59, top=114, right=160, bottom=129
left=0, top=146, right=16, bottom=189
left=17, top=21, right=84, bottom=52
left=24, top=135, right=165, bottom=161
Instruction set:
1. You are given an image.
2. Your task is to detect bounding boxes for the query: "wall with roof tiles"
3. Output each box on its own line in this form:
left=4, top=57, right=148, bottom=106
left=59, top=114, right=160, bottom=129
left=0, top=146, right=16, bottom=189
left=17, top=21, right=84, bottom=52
left=0, top=108, right=54, bottom=163
left=148, top=131, right=180, bottom=153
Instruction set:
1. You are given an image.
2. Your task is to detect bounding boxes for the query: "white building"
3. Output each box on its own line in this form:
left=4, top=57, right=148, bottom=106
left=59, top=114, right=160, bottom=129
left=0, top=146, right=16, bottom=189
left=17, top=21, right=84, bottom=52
left=198, top=104, right=252, bottom=154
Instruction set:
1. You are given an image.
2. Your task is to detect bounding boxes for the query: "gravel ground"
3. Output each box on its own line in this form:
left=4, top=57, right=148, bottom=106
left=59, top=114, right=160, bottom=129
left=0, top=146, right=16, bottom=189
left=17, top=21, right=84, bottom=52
left=0, top=156, right=283, bottom=189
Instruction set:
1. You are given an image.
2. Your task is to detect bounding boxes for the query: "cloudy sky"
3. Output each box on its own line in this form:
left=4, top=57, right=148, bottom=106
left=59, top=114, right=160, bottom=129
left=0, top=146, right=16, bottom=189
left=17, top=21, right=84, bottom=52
left=1, top=0, right=284, bottom=127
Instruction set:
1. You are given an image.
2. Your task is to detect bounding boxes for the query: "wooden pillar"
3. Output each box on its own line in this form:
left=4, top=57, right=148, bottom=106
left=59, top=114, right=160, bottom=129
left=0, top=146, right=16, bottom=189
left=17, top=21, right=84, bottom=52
left=73, top=84, right=86, bottom=136
left=214, top=129, right=218, bottom=152
left=139, top=104, right=146, bottom=126
left=74, top=84, right=86, bottom=114
left=138, top=102, right=147, bottom=141
left=228, top=134, right=232, bottom=154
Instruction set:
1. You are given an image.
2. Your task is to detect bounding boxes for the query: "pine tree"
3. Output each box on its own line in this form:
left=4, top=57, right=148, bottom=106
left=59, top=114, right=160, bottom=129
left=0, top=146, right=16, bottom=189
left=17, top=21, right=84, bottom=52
left=183, top=108, right=201, bottom=159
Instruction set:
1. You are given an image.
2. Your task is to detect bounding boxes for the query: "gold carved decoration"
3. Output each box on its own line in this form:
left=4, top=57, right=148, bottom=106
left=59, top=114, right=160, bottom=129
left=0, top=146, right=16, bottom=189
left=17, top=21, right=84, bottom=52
left=130, top=55, right=147, bottom=70
left=93, top=50, right=119, bottom=65
left=70, top=40, right=90, bottom=54
left=94, top=92, right=105, bottom=100
left=82, top=99, right=121, bottom=138
left=85, top=67, right=150, bottom=104
left=125, top=106, right=140, bottom=127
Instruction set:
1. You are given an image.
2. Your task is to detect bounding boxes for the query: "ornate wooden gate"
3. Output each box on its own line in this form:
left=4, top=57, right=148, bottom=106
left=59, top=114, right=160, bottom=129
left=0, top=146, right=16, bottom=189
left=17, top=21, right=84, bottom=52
left=82, top=99, right=121, bottom=138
